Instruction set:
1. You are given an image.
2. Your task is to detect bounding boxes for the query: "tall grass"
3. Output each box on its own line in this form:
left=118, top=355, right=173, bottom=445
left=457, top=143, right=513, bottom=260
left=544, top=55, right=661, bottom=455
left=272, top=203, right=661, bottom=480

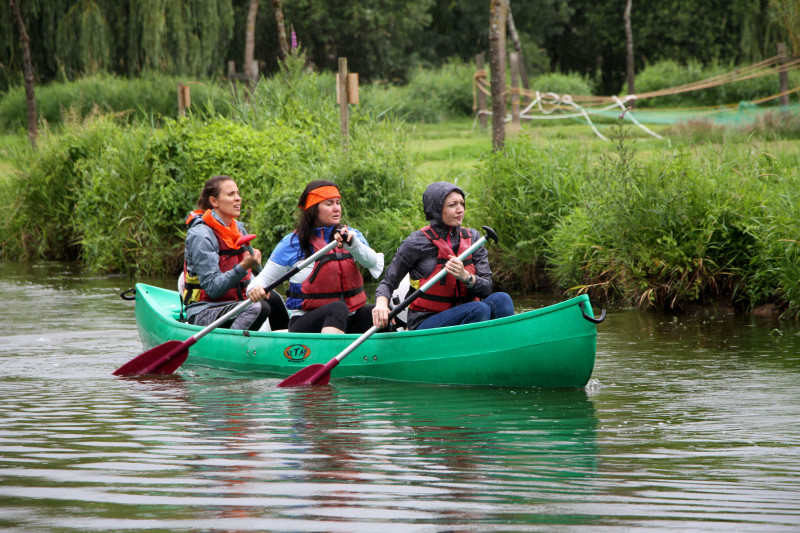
left=544, top=122, right=800, bottom=312
left=0, top=72, right=232, bottom=133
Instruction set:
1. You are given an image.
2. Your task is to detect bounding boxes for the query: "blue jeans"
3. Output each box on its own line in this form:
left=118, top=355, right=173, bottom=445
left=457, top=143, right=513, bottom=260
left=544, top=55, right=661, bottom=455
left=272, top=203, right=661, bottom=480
left=415, top=292, right=515, bottom=330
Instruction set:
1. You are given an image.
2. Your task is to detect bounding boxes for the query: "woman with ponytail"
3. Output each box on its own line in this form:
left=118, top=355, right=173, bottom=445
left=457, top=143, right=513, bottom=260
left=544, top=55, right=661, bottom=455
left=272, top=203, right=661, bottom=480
left=183, top=175, right=288, bottom=331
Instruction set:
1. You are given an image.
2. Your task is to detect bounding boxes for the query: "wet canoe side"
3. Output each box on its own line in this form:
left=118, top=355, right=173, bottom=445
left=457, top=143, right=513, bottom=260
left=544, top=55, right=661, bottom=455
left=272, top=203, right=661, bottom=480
left=134, top=284, right=598, bottom=387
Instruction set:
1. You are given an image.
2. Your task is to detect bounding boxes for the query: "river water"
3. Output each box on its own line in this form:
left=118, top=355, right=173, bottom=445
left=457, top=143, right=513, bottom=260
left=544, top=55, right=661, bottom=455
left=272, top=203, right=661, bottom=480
left=1, top=261, right=799, bottom=532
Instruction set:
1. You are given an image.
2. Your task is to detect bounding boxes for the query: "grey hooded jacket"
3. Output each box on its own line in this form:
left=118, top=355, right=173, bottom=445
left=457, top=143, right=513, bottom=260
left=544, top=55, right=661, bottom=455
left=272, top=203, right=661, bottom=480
left=375, top=181, right=493, bottom=330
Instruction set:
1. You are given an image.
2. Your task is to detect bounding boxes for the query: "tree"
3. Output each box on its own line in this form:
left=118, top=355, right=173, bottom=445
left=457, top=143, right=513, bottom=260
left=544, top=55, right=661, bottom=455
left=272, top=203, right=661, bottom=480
left=507, top=4, right=530, bottom=94
left=624, top=0, right=634, bottom=98
left=771, top=0, right=800, bottom=56
left=9, top=0, right=37, bottom=147
left=489, top=0, right=508, bottom=151
left=273, top=0, right=289, bottom=57
left=245, top=0, right=259, bottom=78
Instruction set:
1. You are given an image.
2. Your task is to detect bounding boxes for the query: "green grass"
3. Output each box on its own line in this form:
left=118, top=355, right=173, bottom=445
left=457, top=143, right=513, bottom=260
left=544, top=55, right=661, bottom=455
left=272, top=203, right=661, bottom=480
left=0, top=133, right=27, bottom=182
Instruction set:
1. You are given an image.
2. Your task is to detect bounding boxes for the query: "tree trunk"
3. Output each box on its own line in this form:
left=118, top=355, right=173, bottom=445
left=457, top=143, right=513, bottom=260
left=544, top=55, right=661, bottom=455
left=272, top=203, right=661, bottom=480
left=245, top=0, right=259, bottom=79
left=10, top=0, right=38, bottom=148
left=489, top=0, right=508, bottom=152
left=273, top=0, right=289, bottom=57
left=624, top=0, right=635, bottom=100
left=506, top=6, right=529, bottom=94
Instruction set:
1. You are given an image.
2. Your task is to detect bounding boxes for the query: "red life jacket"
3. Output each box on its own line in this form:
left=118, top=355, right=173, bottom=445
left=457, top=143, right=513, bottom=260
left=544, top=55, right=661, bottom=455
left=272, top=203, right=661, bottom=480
left=287, top=234, right=366, bottom=312
left=183, top=210, right=250, bottom=305
left=409, top=225, right=478, bottom=313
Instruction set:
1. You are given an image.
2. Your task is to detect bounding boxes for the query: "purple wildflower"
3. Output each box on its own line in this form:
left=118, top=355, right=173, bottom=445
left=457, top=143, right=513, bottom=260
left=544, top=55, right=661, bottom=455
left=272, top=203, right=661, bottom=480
left=291, top=29, right=297, bottom=50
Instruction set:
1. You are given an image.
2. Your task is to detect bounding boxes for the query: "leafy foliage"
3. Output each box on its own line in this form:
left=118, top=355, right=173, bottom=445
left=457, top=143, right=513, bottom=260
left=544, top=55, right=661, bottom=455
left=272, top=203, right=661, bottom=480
left=0, top=64, right=418, bottom=276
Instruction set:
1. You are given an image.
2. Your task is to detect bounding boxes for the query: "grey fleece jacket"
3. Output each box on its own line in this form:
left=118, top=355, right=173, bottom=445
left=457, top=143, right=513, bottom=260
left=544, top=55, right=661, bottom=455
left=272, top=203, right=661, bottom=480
left=375, top=181, right=493, bottom=330
left=183, top=210, right=251, bottom=320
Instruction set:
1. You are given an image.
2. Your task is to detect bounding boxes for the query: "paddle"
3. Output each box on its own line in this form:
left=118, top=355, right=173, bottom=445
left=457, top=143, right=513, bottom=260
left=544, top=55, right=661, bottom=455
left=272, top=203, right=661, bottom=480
left=278, top=225, right=499, bottom=388
left=113, top=238, right=341, bottom=377
left=235, top=234, right=262, bottom=275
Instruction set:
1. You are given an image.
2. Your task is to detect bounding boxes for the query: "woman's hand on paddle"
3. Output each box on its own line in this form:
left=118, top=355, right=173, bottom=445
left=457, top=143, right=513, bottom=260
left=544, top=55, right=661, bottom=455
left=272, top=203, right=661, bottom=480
left=445, top=256, right=469, bottom=283
left=240, top=249, right=262, bottom=272
left=333, top=227, right=353, bottom=248
left=247, top=284, right=266, bottom=303
left=373, top=297, right=390, bottom=328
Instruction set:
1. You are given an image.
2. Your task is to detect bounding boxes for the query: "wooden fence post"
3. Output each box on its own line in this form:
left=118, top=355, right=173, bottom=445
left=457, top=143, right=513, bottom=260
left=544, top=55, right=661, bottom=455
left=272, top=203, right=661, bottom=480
left=476, top=52, right=488, bottom=128
left=228, top=60, right=239, bottom=100
left=510, top=52, right=520, bottom=126
left=338, top=57, right=349, bottom=151
left=178, top=83, right=186, bottom=117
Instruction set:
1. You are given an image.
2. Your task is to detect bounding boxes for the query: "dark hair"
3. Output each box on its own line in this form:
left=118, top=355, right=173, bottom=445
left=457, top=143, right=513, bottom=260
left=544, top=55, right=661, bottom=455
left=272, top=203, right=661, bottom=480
left=196, top=175, right=233, bottom=211
left=294, top=180, right=340, bottom=259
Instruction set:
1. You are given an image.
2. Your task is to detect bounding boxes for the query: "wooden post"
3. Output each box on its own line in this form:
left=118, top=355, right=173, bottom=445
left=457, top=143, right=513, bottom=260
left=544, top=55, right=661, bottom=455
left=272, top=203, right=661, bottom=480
left=347, top=73, right=359, bottom=104
left=228, top=61, right=239, bottom=100
left=476, top=52, right=488, bottom=128
left=510, top=52, right=520, bottom=126
left=178, top=83, right=186, bottom=117
left=778, top=43, right=790, bottom=108
left=338, top=57, right=349, bottom=151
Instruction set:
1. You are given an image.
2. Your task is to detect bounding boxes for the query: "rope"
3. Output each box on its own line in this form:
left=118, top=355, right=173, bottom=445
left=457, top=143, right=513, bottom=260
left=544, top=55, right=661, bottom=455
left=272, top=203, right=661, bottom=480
left=472, top=55, right=800, bottom=140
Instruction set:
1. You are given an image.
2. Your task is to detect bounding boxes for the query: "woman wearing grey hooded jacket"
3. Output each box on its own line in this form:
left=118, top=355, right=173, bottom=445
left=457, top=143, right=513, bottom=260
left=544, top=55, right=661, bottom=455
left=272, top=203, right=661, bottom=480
left=372, top=181, right=513, bottom=331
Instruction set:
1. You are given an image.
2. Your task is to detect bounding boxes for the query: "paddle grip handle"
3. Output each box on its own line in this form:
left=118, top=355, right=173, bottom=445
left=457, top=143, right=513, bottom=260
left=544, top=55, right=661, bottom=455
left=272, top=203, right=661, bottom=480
left=244, top=244, right=262, bottom=275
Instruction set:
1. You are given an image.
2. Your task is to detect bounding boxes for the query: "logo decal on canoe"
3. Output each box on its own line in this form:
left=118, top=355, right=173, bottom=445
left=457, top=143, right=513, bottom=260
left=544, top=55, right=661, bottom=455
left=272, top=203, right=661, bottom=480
left=284, top=344, right=310, bottom=361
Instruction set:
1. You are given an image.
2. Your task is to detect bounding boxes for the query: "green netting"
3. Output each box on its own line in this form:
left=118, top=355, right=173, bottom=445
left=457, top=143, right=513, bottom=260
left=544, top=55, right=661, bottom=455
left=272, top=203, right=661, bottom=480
left=591, top=102, right=800, bottom=125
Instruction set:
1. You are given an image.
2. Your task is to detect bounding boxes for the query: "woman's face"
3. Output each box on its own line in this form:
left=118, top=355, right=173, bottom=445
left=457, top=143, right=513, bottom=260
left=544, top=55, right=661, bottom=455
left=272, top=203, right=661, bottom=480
left=441, top=191, right=465, bottom=227
left=210, top=180, right=241, bottom=224
left=315, top=197, right=342, bottom=227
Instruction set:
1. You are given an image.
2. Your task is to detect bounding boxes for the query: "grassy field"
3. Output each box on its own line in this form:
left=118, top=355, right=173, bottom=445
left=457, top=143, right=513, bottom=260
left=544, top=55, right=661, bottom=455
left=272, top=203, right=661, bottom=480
left=405, top=117, right=686, bottom=185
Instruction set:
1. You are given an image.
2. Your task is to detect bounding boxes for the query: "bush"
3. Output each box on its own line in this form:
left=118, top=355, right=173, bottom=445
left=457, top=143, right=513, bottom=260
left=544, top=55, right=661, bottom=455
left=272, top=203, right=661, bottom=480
left=1, top=61, right=419, bottom=276
left=545, top=122, right=800, bottom=311
left=530, top=72, right=594, bottom=97
left=469, top=140, right=587, bottom=290
left=361, top=59, right=476, bottom=123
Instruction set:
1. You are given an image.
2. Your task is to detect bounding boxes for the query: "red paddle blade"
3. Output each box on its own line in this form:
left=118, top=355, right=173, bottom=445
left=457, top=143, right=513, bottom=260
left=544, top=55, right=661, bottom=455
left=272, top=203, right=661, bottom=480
left=277, top=364, right=332, bottom=387
left=235, top=234, right=257, bottom=247
left=112, top=340, right=190, bottom=376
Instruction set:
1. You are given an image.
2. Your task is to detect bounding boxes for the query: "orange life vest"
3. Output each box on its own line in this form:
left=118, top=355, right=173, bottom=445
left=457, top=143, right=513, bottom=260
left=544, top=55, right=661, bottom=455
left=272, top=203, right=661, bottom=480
left=409, top=225, right=478, bottom=313
left=287, top=234, right=366, bottom=312
left=182, top=210, right=250, bottom=305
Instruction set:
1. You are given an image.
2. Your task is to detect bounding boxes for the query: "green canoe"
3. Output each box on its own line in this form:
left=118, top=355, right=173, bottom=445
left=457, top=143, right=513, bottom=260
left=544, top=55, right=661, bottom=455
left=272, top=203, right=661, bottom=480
left=133, top=283, right=601, bottom=387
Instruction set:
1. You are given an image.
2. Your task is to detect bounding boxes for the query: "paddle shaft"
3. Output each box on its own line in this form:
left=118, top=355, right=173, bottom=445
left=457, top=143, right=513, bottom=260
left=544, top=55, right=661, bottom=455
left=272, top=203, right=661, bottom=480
left=114, top=239, right=340, bottom=376
left=181, top=238, right=341, bottom=345
left=298, top=234, right=489, bottom=385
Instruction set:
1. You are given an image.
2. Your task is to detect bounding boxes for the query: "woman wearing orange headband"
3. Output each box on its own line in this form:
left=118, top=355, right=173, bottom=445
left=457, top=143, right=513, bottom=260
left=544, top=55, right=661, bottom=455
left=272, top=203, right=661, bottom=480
left=247, top=180, right=384, bottom=334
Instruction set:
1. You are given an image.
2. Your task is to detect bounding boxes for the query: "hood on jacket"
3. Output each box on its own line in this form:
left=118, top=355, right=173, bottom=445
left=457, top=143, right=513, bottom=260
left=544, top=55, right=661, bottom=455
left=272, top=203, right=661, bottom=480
left=422, top=181, right=465, bottom=233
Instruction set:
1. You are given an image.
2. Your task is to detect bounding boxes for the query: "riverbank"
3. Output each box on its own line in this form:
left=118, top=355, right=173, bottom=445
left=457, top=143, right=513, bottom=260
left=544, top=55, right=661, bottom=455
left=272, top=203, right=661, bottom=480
left=2, top=68, right=800, bottom=316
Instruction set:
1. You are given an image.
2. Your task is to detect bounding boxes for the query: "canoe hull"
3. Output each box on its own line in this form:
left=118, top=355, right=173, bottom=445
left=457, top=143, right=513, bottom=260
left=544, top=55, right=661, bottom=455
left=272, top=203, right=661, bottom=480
left=134, top=284, right=598, bottom=387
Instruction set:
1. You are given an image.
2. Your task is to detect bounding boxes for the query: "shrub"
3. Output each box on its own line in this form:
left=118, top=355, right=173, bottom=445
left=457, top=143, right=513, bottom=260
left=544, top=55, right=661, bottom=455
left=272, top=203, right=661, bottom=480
left=1, top=62, right=419, bottom=276
left=469, top=140, right=587, bottom=290
left=361, top=59, right=476, bottom=123
left=530, top=72, right=594, bottom=97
